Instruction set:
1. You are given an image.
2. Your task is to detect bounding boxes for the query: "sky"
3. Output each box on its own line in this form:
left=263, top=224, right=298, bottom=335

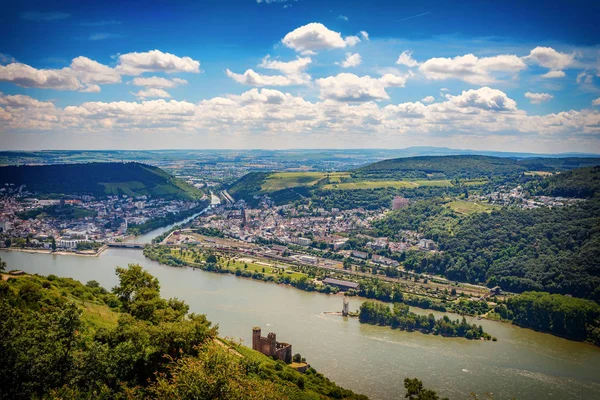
left=0, top=0, right=599, bottom=152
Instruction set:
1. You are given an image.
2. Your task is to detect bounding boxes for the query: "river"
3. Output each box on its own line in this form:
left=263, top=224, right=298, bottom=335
left=2, top=248, right=599, bottom=400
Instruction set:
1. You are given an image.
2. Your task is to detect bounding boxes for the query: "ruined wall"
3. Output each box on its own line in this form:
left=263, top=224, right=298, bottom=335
left=252, top=327, right=292, bottom=363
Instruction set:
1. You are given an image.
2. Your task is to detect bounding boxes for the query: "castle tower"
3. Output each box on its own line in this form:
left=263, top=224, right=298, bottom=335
left=252, top=327, right=261, bottom=351
left=267, top=332, right=277, bottom=356
left=342, top=296, right=350, bottom=317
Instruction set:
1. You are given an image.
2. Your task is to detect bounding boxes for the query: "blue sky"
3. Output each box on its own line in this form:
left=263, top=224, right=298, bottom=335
left=0, top=0, right=599, bottom=152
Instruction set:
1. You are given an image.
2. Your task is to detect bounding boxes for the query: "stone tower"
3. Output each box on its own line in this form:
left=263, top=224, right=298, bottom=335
left=267, top=332, right=277, bottom=356
left=252, top=327, right=261, bottom=350
left=342, top=296, right=350, bottom=317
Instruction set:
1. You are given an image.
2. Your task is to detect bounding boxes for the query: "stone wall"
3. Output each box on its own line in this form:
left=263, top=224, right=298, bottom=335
left=252, top=327, right=292, bottom=363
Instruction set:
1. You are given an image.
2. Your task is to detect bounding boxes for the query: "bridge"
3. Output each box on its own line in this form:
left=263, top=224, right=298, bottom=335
left=107, top=242, right=145, bottom=249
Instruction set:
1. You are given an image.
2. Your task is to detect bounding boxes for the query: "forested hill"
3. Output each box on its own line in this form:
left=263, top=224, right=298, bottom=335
left=354, top=155, right=600, bottom=180
left=0, top=162, right=203, bottom=200
left=529, top=166, right=600, bottom=198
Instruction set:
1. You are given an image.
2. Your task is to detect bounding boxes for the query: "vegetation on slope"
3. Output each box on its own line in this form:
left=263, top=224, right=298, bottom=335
left=0, top=162, right=203, bottom=200
left=0, top=265, right=365, bottom=400
left=373, top=198, right=600, bottom=300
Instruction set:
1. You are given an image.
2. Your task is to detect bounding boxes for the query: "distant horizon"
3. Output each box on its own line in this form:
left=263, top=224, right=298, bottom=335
left=2, top=146, right=600, bottom=157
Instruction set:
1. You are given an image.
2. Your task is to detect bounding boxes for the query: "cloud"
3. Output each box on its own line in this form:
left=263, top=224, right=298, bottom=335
left=541, top=70, right=566, bottom=79
left=0, top=53, right=17, bottom=65
left=70, top=56, right=121, bottom=85
left=524, top=46, right=575, bottom=70
left=577, top=72, right=594, bottom=85
left=316, top=72, right=408, bottom=102
left=2, top=89, right=598, bottom=145
left=259, top=55, right=312, bottom=75
left=445, top=87, right=517, bottom=111
left=593, top=98, right=600, bottom=106
left=339, top=53, right=362, bottom=68
left=360, top=31, right=369, bottom=40
left=133, top=88, right=172, bottom=99
left=131, top=77, right=188, bottom=88
left=256, top=0, right=294, bottom=3
left=420, top=53, right=526, bottom=84
left=421, top=95, right=435, bottom=103
left=115, top=50, right=200, bottom=75
left=0, top=63, right=83, bottom=90
left=525, top=92, right=553, bottom=104
left=20, top=11, right=70, bottom=21
left=0, top=56, right=122, bottom=92
left=282, top=23, right=360, bottom=54
left=338, top=15, right=349, bottom=21
left=226, top=69, right=308, bottom=86
left=396, top=50, right=419, bottom=67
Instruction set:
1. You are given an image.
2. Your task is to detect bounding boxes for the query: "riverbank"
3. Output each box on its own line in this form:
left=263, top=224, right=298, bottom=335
left=0, top=245, right=108, bottom=257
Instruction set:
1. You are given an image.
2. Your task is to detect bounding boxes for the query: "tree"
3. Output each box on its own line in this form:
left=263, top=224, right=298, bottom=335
left=51, top=237, right=56, bottom=251
left=404, top=378, right=449, bottom=400
left=0, top=257, right=5, bottom=272
left=112, top=264, right=160, bottom=306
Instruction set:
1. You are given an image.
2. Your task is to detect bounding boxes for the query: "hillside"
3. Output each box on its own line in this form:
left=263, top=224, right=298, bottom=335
left=354, top=155, right=600, bottom=180
left=0, top=162, right=203, bottom=200
left=0, top=265, right=367, bottom=400
left=228, top=155, right=600, bottom=207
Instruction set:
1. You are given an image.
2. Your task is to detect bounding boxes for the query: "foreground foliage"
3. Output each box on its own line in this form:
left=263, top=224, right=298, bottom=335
left=0, top=266, right=365, bottom=400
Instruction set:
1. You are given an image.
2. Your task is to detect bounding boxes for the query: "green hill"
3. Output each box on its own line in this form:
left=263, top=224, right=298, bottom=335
left=0, top=265, right=367, bottom=400
left=354, top=155, right=600, bottom=180
left=0, top=162, right=203, bottom=200
left=228, top=155, right=600, bottom=207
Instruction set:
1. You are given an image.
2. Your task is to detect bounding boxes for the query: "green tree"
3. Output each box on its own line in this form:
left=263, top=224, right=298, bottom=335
left=404, top=378, right=448, bottom=400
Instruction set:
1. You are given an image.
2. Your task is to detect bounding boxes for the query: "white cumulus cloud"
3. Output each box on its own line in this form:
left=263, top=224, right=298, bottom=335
left=396, top=50, right=419, bottom=67
left=316, top=73, right=408, bottom=102
left=116, top=50, right=200, bottom=75
left=541, top=70, right=566, bottom=79
left=524, top=47, right=574, bottom=70
left=421, top=96, right=435, bottom=103
left=525, top=92, right=553, bottom=104
left=133, top=88, right=172, bottom=99
left=282, top=23, right=360, bottom=54
left=339, top=53, right=362, bottom=68
left=419, top=54, right=526, bottom=84
left=226, top=69, right=308, bottom=86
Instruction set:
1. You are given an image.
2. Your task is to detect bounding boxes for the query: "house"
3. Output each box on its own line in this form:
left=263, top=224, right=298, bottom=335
left=352, top=250, right=368, bottom=259
left=372, top=254, right=399, bottom=267
left=322, top=278, right=360, bottom=291
left=418, top=239, right=435, bottom=250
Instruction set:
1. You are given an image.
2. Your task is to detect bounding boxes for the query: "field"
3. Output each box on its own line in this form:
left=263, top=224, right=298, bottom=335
left=168, top=248, right=307, bottom=280
left=446, top=200, right=501, bottom=215
left=261, top=172, right=350, bottom=192
left=525, top=171, right=555, bottom=176
left=323, top=179, right=453, bottom=190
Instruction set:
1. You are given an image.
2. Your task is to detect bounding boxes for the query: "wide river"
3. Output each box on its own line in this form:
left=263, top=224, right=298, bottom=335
left=2, top=247, right=600, bottom=399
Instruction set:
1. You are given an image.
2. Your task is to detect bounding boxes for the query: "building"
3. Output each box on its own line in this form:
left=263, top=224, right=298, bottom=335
left=351, top=250, right=368, bottom=259
left=252, top=327, right=292, bottom=363
left=293, top=237, right=312, bottom=246
left=392, top=196, right=409, bottom=210
left=418, top=239, right=435, bottom=250
left=322, top=277, right=360, bottom=291
left=372, top=254, right=399, bottom=267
